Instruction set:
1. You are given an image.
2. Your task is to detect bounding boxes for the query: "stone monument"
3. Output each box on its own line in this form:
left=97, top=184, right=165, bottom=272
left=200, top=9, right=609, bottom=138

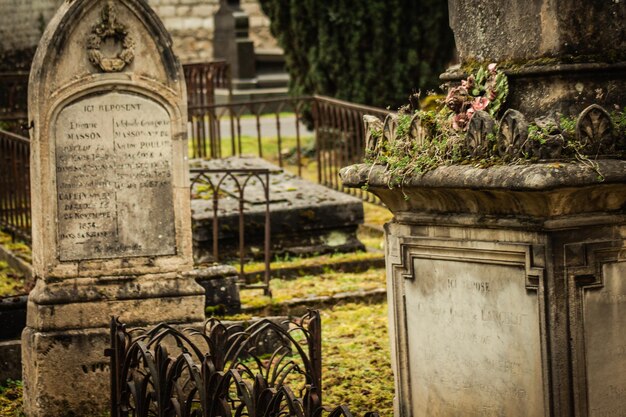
left=23, top=0, right=205, bottom=415
left=213, top=0, right=289, bottom=102
left=341, top=0, right=625, bottom=416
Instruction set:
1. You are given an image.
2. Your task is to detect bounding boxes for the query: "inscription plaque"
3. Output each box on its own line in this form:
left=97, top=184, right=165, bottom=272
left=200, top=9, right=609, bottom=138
left=405, top=259, right=545, bottom=417
left=584, top=262, right=626, bottom=417
left=55, top=92, right=176, bottom=260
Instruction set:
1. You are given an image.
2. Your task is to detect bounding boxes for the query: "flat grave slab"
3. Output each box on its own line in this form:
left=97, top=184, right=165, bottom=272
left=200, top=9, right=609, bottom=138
left=190, top=157, right=365, bottom=262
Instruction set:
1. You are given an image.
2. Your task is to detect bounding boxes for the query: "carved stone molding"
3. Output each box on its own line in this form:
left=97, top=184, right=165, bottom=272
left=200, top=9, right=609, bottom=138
left=363, top=103, right=623, bottom=162
left=466, top=110, right=495, bottom=157
left=566, top=240, right=622, bottom=287
left=364, top=115, right=383, bottom=155
left=387, top=236, right=550, bottom=417
left=497, top=109, right=528, bottom=159
left=566, top=240, right=625, bottom=417
left=87, top=1, right=135, bottom=73
left=576, top=104, right=615, bottom=155
left=393, top=237, right=545, bottom=292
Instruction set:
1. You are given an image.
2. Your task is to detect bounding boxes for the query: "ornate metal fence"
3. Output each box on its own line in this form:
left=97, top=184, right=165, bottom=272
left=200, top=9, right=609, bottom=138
left=0, top=129, right=31, bottom=241
left=190, top=167, right=274, bottom=296
left=0, top=64, right=391, bottom=242
left=107, top=310, right=379, bottom=417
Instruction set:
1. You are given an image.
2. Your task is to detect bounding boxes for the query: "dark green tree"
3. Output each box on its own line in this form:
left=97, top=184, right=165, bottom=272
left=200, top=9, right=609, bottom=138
left=260, top=0, right=455, bottom=109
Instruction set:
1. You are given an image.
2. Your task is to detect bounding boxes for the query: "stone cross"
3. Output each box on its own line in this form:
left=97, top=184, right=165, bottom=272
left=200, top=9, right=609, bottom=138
left=23, top=1, right=205, bottom=415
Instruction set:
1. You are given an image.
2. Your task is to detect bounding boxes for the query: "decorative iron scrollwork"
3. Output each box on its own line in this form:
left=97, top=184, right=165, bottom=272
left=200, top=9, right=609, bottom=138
left=108, top=311, right=379, bottom=417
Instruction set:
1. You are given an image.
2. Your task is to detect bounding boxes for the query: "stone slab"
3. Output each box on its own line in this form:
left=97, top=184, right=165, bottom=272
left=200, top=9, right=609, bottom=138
left=55, top=92, right=176, bottom=261
left=404, top=259, right=545, bottom=417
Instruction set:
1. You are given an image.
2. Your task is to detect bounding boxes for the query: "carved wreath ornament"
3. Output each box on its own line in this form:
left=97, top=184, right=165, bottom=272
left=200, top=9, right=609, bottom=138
left=87, top=1, right=135, bottom=72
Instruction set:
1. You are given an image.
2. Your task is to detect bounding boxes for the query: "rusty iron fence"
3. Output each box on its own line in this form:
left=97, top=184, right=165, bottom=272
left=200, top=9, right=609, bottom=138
left=187, top=96, right=312, bottom=166
left=0, top=129, right=31, bottom=241
left=187, top=95, right=392, bottom=204
left=184, top=61, right=234, bottom=159
left=107, top=310, right=379, bottom=417
left=184, top=60, right=232, bottom=107
left=312, top=96, right=390, bottom=204
left=190, top=167, right=274, bottom=296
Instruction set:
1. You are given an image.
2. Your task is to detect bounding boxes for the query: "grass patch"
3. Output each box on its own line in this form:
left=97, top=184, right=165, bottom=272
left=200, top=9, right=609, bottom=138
left=321, top=302, right=393, bottom=416
left=357, top=227, right=384, bottom=252
left=243, top=250, right=383, bottom=275
left=222, top=134, right=315, bottom=162
left=240, top=267, right=385, bottom=309
left=363, top=202, right=392, bottom=227
left=0, top=380, right=23, bottom=417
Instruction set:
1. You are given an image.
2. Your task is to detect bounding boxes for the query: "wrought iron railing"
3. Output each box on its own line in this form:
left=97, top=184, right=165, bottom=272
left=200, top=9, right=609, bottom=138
left=0, top=129, right=31, bottom=241
left=190, top=167, right=274, bottom=296
left=187, top=96, right=312, bottom=168
left=183, top=60, right=232, bottom=107
left=0, top=64, right=391, bottom=244
left=106, top=310, right=379, bottom=417
left=312, top=97, right=390, bottom=204
left=187, top=95, right=392, bottom=204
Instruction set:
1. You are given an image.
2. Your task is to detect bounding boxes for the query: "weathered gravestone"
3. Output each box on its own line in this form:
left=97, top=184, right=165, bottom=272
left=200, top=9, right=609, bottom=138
left=23, top=1, right=205, bottom=415
left=341, top=0, right=626, bottom=416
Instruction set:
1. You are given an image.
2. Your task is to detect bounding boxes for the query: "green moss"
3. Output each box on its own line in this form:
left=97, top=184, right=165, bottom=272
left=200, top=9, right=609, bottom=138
left=205, top=304, right=227, bottom=317
left=461, top=53, right=626, bottom=76
left=0, top=231, right=31, bottom=264
left=240, top=267, right=385, bottom=309
left=0, top=261, right=25, bottom=298
left=321, top=303, right=393, bottom=416
left=0, top=380, right=24, bottom=417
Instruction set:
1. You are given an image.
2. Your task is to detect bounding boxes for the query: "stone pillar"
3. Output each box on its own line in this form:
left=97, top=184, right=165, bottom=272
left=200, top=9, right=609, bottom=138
left=22, top=1, right=205, bottom=416
left=213, top=0, right=257, bottom=88
left=341, top=1, right=625, bottom=416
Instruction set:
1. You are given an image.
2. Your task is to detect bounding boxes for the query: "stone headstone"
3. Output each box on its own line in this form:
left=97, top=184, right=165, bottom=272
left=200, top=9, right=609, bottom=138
left=23, top=1, right=205, bottom=416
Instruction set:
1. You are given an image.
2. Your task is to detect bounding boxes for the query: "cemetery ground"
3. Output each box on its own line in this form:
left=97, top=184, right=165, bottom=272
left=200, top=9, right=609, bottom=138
left=0, top=133, right=395, bottom=415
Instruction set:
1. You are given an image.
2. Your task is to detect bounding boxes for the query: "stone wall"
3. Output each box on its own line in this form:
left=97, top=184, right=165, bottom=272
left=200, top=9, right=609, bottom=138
left=0, top=0, right=277, bottom=65
left=0, top=0, right=63, bottom=53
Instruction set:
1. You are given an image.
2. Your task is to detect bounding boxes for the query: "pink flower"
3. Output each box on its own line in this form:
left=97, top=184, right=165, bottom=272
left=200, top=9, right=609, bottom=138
left=471, top=97, right=490, bottom=111
left=445, top=86, right=468, bottom=113
left=452, top=112, right=470, bottom=131
left=461, top=75, right=475, bottom=89
left=488, top=63, right=497, bottom=73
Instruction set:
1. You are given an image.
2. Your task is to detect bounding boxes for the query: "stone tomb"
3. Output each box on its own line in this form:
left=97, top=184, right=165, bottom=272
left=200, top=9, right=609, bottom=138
left=23, top=1, right=205, bottom=416
left=191, top=157, right=365, bottom=261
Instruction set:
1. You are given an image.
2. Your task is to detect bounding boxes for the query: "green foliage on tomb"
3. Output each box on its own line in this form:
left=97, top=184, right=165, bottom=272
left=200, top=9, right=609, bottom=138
left=259, top=0, right=455, bottom=109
